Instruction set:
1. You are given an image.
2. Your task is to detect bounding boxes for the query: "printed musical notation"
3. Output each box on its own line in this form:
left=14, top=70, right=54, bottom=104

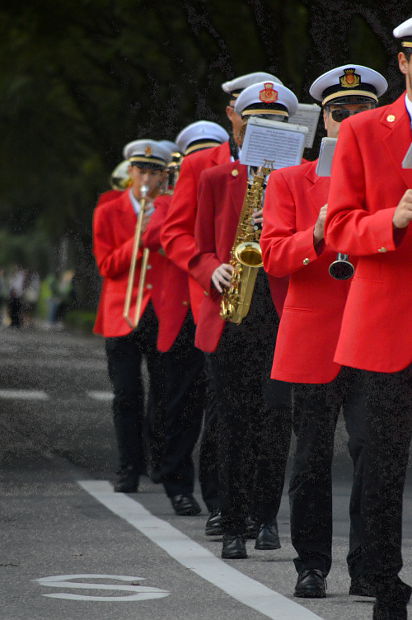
left=240, top=117, right=308, bottom=169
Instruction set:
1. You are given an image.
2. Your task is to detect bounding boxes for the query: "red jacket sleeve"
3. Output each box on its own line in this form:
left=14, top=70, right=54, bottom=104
left=160, top=156, right=198, bottom=273
left=325, top=119, right=397, bottom=255
left=93, top=206, right=137, bottom=278
left=261, top=170, right=320, bottom=278
left=189, top=170, right=221, bottom=294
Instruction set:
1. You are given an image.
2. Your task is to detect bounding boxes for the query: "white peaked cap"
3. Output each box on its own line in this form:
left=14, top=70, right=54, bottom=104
left=122, top=139, right=171, bottom=166
left=158, top=140, right=180, bottom=154
left=111, top=160, right=131, bottom=190
left=112, top=160, right=130, bottom=179
left=235, top=81, right=298, bottom=118
left=309, top=64, right=388, bottom=106
left=393, top=17, right=412, bottom=41
left=222, top=71, right=283, bottom=97
left=175, top=121, right=229, bottom=155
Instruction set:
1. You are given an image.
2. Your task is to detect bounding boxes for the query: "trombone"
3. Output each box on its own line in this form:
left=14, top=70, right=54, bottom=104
left=164, top=151, right=183, bottom=194
left=123, top=184, right=150, bottom=328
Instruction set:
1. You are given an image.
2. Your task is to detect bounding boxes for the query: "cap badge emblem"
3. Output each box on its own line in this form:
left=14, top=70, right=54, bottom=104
left=340, top=68, right=360, bottom=89
left=145, top=145, right=153, bottom=156
left=259, top=82, right=278, bottom=103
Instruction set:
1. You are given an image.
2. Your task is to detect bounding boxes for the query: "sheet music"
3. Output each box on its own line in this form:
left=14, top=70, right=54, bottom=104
left=316, top=137, right=337, bottom=177
left=240, top=117, right=307, bottom=169
left=289, top=103, right=321, bottom=149
left=402, top=143, right=412, bottom=168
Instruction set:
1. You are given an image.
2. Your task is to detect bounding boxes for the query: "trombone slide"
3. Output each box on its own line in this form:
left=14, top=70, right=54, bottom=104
left=123, top=188, right=149, bottom=328
left=134, top=248, right=150, bottom=328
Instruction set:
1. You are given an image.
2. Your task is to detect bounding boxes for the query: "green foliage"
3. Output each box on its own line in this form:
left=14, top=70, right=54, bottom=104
left=64, top=310, right=96, bottom=334
left=0, top=0, right=409, bottom=291
left=0, top=229, right=50, bottom=275
left=37, top=277, right=51, bottom=319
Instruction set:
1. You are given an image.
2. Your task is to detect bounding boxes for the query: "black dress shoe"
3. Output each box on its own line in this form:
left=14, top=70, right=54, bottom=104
left=294, top=568, right=327, bottom=598
left=376, top=576, right=412, bottom=605
left=113, top=466, right=139, bottom=492
left=170, top=494, right=201, bottom=516
left=373, top=577, right=411, bottom=620
left=205, top=510, right=223, bottom=536
left=254, top=521, right=281, bottom=550
left=373, top=601, right=407, bottom=620
left=221, top=534, right=247, bottom=559
left=349, top=575, right=376, bottom=597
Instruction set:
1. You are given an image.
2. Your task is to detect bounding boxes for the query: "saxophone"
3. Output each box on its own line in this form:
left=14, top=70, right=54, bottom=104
left=220, top=164, right=272, bottom=324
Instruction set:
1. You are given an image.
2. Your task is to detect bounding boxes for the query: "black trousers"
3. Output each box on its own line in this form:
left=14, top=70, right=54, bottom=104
left=209, top=272, right=292, bottom=534
left=8, top=296, right=22, bottom=328
left=105, top=303, right=164, bottom=474
left=290, top=367, right=366, bottom=576
left=198, top=355, right=221, bottom=512
left=361, top=366, right=412, bottom=582
left=158, top=311, right=206, bottom=498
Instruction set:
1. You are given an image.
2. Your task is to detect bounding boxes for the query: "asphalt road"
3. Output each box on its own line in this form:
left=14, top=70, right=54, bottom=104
left=1, top=326, right=411, bottom=620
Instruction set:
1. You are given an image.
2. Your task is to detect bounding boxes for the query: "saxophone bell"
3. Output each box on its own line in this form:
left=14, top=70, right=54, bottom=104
left=234, top=241, right=263, bottom=267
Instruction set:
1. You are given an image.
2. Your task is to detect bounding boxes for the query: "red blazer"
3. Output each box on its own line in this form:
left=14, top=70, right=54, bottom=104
left=325, top=92, right=412, bottom=372
left=190, top=161, right=289, bottom=353
left=161, top=142, right=231, bottom=323
left=93, top=190, right=167, bottom=338
left=96, top=189, right=123, bottom=207
left=261, top=160, right=354, bottom=383
left=143, top=194, right=191, bottom=352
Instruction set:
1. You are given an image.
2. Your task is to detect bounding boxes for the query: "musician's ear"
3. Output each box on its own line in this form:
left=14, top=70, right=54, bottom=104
left=322, top=108, right=329, bottom=130
left=226, top=105, right=235, bottom=121
left=399, top=51, right=410, bottom=75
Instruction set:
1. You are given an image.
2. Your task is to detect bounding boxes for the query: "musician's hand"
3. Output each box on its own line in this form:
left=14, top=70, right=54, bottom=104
left=314, top=204, right=328, bottom=243
left=141, top=211, right=152, bottom=234
left=252, top=208, right=264, bottom=226
left=393, top=190, right=412, bottom=228
left=211, top=263, right=234, bottom=293
left=145, top=199, right=155, bottom=214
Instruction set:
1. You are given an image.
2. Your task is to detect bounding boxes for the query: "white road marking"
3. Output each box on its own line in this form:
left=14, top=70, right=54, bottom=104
left=35, top=574, right=169, bottom=602
left=86, top=391, right=113, bottom=401
left=79, top=480, right=323, bottom=620
left=0, top=389, right=49, bottom=400
left=1, top=359, right=107, bottom=370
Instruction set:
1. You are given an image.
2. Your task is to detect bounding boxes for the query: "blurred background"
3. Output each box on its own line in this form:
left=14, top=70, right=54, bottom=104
left=0, top=0, right=409, bottom=331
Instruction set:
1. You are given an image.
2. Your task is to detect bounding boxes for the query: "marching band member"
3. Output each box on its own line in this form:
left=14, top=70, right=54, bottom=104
left=161, top=72, right=283, bottom=324
left=93, top=140, right=170, bottom=493
left=161, top=72, right=284, bottom=536
left=155, top=122, right=228, bottom=354
left=145, top=126, right=228, bottom=516
left=189, top=81, right=298, bottom=559
left=261, top=65, right=387, bottom=599
left=325, top=19, right=412, bottom=619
